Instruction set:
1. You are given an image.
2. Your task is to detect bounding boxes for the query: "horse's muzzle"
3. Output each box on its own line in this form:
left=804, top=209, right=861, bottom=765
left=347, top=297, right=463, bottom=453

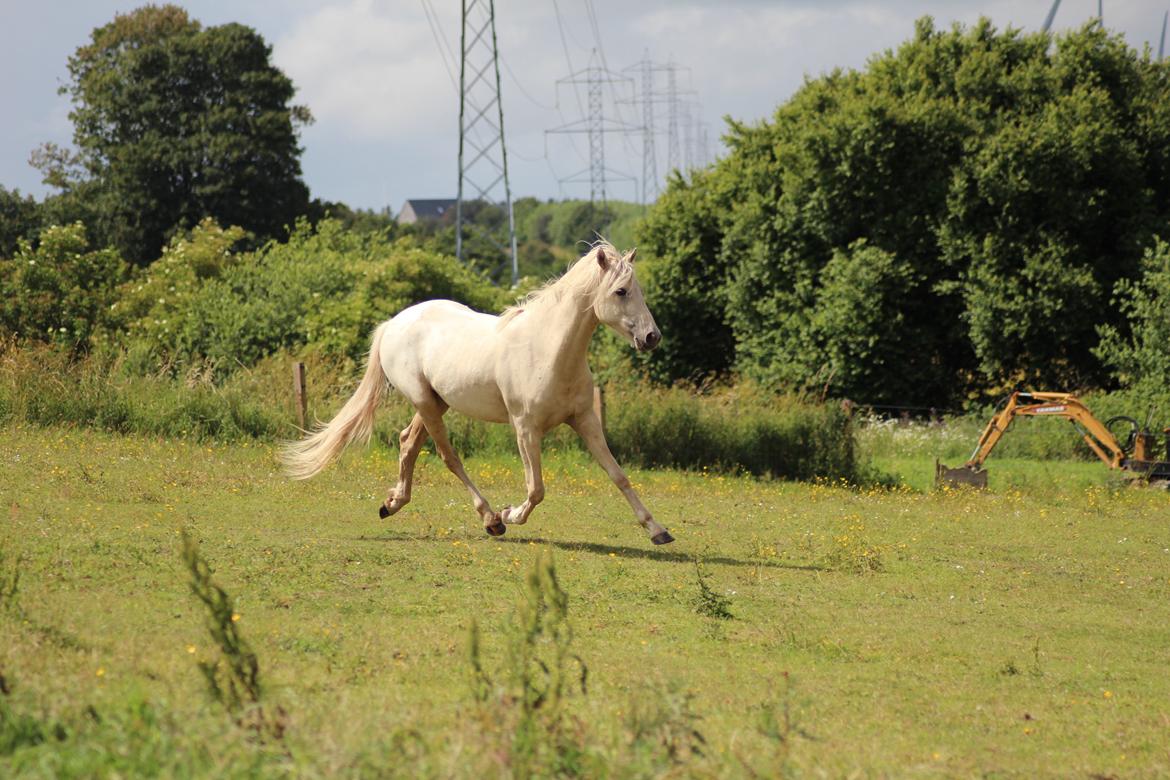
left=635, top=329, right=662, bottom=352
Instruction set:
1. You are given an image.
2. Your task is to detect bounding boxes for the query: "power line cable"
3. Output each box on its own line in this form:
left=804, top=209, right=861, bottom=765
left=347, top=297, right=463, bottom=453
left=581, top=0, right=641, bottom=174
left=501, top=57, right=558, bottom=110
left=551, top=0, right=586, bottom=116
left=420, top=0, right=458, bottom=93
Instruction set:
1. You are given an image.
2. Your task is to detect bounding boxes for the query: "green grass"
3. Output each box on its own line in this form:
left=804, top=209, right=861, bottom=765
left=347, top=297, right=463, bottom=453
left=2, top=424, right=1170, bottom=776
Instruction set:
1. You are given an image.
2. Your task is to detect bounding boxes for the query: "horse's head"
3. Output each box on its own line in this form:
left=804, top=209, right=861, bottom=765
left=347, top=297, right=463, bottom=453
left=592, top=246, right=661, bottom=352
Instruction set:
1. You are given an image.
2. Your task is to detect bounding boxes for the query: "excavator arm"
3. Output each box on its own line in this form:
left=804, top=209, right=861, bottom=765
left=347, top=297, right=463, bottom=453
left=965, top=392, right=1128, bottom=470
left=936, top=391, right=1133, bottom=488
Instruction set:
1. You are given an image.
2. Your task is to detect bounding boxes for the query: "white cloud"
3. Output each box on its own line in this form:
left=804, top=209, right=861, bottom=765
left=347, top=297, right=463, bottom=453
left=273, top=0, right=458, bottom=139
left=6, top=0, right=1164, bottom=207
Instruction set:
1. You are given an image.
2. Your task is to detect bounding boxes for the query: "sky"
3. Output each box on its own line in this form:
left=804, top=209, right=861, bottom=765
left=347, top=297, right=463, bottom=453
left=1, top=1, right=1167, bottom=214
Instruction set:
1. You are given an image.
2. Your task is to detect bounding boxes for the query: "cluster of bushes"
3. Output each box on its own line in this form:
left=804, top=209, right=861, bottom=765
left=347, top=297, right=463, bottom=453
left=112, top=218, right=505, bottom=369
left=0, top=217, right=506, bottom=372
left=638, top=19, right=1170, bottom=408
left=0, top=345, right=287, bottom=441
left=607, top=384, right=854, bottom=480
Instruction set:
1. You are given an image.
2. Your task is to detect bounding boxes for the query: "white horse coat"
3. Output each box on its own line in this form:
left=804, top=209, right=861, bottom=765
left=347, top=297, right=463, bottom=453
left=280, top=243, right=673, bottom=545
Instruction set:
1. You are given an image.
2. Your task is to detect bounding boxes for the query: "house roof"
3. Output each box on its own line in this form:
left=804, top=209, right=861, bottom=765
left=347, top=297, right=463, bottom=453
left=398, top=198, right=457, bottom=222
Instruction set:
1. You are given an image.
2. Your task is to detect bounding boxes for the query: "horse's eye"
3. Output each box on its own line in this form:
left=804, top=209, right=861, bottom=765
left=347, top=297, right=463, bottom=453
left=615, top=288, right=627, bottom=297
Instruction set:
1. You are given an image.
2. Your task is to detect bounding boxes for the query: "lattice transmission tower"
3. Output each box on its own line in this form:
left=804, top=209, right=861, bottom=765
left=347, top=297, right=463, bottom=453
left=622, top=53, right=668, bottom=204
left=638, top=56, right=658, bottom=204
left=619, top=56, right=697, bottom=202
left=456, top=0, right=518, bottom=286
left=546, top=49, right=639, bottom=225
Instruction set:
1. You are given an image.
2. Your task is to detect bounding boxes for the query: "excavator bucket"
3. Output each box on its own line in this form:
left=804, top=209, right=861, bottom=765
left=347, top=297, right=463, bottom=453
left=935, top=460, right=988, bottom=490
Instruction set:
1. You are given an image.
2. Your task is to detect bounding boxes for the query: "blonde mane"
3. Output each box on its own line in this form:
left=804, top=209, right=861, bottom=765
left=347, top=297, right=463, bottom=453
left=499, top=241, right=634, bottom=327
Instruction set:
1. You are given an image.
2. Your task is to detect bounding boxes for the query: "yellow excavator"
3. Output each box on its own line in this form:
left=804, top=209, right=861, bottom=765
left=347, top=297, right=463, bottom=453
left=935, top=391, right=1170, bottom=488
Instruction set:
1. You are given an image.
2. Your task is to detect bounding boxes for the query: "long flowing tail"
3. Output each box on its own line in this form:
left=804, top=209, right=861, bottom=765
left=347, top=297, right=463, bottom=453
left=279, top=324, right=388, bottom=480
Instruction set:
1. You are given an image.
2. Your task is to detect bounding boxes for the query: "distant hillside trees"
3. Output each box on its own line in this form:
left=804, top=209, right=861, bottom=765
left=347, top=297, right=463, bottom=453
left=639, top=19, right=1170, bottom=405
left=33, top=4, right=312, bottom=266
left=401, top=197, right=646, bottom=282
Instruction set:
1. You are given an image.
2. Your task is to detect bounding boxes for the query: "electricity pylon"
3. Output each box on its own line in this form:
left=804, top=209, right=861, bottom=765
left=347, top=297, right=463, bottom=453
left=456, top=0, right=518, bottom=286
left=546, top=49, right=639, bottom=222
left=619, top=57, right=697, bottom=199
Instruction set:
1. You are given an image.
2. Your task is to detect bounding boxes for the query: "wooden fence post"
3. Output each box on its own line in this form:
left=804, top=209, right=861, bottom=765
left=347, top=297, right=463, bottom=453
left=593, top=385, right=605, bottom=430
left=292, top=362, right=307, bottom=430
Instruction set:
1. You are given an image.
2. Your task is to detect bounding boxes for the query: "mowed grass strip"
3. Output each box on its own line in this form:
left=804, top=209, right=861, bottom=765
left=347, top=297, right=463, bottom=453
left=2, top=425, right=1169, bottom=777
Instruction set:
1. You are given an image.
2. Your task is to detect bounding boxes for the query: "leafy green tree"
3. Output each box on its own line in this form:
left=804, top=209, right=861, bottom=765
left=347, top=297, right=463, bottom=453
left=0, top=186, right=42, bottom=259
left=0, top=223, right=129, bottom=349
left=37, top=5, right=312, bottom=265
left=939, top=28, right=1162, bottom=388
left=1095, top=239, right=1170, bottom=396
left=807, top=242, right=921, bottom=398
left=639, top=18, right=1170, bottom=405
left=636, top=168, right=735, bottom=383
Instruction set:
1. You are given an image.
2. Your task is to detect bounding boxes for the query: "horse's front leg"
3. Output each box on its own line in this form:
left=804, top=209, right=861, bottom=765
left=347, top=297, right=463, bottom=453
left=501, top=422, right=544, bottom=526
left=569, top=409, right=673, bottom=545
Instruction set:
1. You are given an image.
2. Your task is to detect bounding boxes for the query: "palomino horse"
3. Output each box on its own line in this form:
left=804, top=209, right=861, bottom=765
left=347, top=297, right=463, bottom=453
left=279, top=243, right=674, bottom=545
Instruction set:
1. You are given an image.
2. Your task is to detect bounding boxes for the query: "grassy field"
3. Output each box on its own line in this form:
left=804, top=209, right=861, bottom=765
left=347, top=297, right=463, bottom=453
left=3, top=423, right=1170, bottom=777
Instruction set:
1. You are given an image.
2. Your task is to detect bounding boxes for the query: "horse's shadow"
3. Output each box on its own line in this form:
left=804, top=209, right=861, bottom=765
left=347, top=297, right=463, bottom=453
left=359, top=530, right=822, bottom=571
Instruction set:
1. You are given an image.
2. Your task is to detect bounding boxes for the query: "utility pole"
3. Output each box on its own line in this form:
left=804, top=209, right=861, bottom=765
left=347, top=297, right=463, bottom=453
left=546, top=50, right=639, bottom=228
left=1042, top=0, right=1062, bottom=32
left=660, top=61, right=696, bottom=176
left=621, top=53, right=673, bottom=204
left=456, top=0, right=518, bottom=286
left=1160, top=10, right=1167, bottom=60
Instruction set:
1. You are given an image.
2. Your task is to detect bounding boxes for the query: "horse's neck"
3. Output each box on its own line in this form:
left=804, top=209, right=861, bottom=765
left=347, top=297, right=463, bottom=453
left=529, top=288, right=598, bottom=372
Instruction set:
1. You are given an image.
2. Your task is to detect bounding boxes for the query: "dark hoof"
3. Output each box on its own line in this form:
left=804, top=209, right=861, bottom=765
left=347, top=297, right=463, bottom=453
left=378, top=504, right=390, bottom=519
left=651, top=530, right=675, bottom=545
left=485, top=521, right=507, bottom=537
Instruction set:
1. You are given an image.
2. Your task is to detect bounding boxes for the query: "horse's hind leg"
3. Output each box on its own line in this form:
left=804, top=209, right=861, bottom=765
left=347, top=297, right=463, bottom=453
left=379, top=413, right=428, bottom=518
left=416, top=406, right=505, bottom=537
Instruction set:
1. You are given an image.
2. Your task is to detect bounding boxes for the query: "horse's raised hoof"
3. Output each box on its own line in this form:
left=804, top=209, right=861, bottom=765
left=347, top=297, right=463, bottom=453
left=378, top=504, right=390, bottom=519
left=651, top=530, right=675, bottom=546
left=485, top=520, right=507, bottom=537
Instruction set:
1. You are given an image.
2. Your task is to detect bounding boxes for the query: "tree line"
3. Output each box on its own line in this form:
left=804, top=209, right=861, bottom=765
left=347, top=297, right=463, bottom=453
left=3, top=9, right=1169, bottom=410
left=637, top=18, right=1170, bottom=406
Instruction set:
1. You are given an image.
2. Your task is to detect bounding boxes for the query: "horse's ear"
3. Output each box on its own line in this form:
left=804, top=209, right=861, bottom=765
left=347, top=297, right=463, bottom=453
left=596, top=246, right=609, bottom=270
left=627, top=248, right=637, bottom=263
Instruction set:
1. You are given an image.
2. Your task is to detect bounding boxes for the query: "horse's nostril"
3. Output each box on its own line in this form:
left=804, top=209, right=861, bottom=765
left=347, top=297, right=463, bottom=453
left=645, top=330, right=661, bottom=348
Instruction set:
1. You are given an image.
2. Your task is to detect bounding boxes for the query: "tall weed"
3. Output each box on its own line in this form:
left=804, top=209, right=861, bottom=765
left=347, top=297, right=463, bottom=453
left=0, top=343, right=284, bottom=441
left=1, top=342, right=861, bottom=482
left=467, top=550, right=589, bottom=776
left=181, top=531, right=283, bottom=740
left=607, top=382, right=856, bottom=480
